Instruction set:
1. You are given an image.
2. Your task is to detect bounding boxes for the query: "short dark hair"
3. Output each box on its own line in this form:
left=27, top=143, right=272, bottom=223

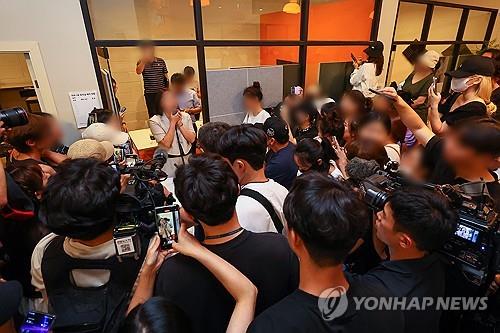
left=285, top=173, right=369, bottom=266
left=342, top=90, right=372, bottom=117
left=453, top=118, right=500, bottom=157
left=388, top=187, right=456, bottom=252
left=243, top=81, right=263, bottom=101
left=170, top=73, right=185, bottom=85
left=39, top=158, right=121, bottom=240
left=357, top=111, right=392, bottom=135
left=319, top=102, right=345, bottom=144
left=217, top=125, right=267, bottom=170
left=9, top=163, right=44, bottom=200
left=197, top=122, right=230, bottom=153
left=6, top=114, right=50, bottom=153
left=87, top=108, right=114, bottom=126
left=174, top=154, right=239, bottom=226
left=183, top=66, right=195, bottom=77
left=345, top=138, right=389, bottom=167
left=121, top=297, right=190, bottom=333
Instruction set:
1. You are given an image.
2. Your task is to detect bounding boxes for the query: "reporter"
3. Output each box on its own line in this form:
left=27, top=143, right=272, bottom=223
left=356, top=112, right=401, bottom=162
left=294, top=138, right=342, bottom=178
left=31, top=159, right=145, bottom=331
left=429, top=55, right=495, bottom=134
left=363, top=187, right=456, bottom=333
left=196, top=121, right=230, bottom=154
left=155, top=154, right=298, bottom=333
left=248, top=173, right=403, bottom=333
left=380, top=87, right=500, bottom=209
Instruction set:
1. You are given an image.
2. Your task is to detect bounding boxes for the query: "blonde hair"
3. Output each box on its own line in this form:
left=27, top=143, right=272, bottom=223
left=473, top=75, right=493, bottom=105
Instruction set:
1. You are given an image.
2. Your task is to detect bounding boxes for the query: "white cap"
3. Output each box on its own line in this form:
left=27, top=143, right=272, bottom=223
left=419, top=50, right=441, bottom=69
left=67, top=139, right=114, bottom=161
left=82, top=123, right=129, bottom=146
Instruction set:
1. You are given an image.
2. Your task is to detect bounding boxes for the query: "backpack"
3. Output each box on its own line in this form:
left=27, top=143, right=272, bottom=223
left=41, top=235, right=147, bottom=332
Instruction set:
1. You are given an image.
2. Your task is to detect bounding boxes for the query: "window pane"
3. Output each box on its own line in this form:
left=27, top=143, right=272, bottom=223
left=306, top=46, right=366, bottom=101
left=394, top=2, right=427, bottom=41
left=88, top=0, right=195, bottom=40
left=387, top=44, right=450, bottom=91
left=428, top=6, right=462, bottom=41
left=205, top=46, right=298, bottom=69
left=463, top=10, right=491, bottom=41
left=202, top=0, right=300, bottom=40
left=104, top=46, right=198, bottom=130
left=308, top=0, right=374, bottom=41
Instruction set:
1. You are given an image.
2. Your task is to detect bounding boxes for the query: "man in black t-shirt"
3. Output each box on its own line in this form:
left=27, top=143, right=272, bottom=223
left=379, top=88, right=500, bottom=210
left=363, top=187, right=456, bottom=333
left=248, top=173, right=404, bottom=333
left=154, top=154, right=298, bottom=333
left=136, top=41, right=169, bottom=118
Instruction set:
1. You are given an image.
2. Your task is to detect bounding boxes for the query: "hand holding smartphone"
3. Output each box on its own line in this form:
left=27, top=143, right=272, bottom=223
left=155, top=205, right=181, bottom=249
left=21, top=311, right=55, bottom=333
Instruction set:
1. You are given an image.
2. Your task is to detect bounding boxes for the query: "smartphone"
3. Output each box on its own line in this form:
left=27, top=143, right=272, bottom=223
left=21, top=311, right=56, bottom=333
left=369, top=88, right=396, bottom=101
left=155, top=205, right=181, bottom=249
left=432, top=76, right=438, bottom=93
left=119, top=107, right=127, bottom=117
left=125, top=154, right=138, bottom=167
left=350, top=53, right=357, bottom=63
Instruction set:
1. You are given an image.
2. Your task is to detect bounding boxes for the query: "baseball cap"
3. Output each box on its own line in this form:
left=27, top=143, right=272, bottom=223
left=263, top=117, right=289, bottom=143
left=67, top=139, right=114, bottom=161
left=82, top=122, right=129, bottom=146
left=445, top=55, right=495, bottom=78
left=363, top=41, right=384, bottom=58
left=0, top=280, right=22, bottom=325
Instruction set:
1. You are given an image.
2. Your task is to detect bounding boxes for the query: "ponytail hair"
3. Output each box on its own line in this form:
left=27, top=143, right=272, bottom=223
left=367, top=55, right=384, bottom=76
left=243, top=81, right=263, bottom=101
left=295, top=138, right=331, bottom=174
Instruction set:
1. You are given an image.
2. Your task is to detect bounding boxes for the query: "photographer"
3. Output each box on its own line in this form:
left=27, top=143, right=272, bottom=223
left=154, top=154, right=298, bottom=333
left=217, top=125, right=288, bottom=233
left=362, top=187, right=456, bottom=333
left=31, top=158, right=146, bottom=331
left=248, top=173, right=403, bottom=333
left=380, top=87, right=500, bottom=209
left=196, top=121, right=230, bottom=154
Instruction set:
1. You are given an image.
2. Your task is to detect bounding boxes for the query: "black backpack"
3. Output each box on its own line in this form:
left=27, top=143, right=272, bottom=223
left=41, top=235, right=147, bottom=333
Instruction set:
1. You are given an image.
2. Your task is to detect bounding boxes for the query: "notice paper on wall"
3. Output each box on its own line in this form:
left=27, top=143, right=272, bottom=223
left=69, top=91, right=102, bottom=128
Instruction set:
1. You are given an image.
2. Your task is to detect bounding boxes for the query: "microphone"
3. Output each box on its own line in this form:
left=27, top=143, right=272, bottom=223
left=346, top=157, right=381, bottom=183
left=152, top=149, right=168, bottom=171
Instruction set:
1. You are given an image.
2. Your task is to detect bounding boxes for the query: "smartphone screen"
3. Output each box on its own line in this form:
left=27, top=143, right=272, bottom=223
left=21, top=311, right=56, bottom=333
left=432, top=77, right=438, bottom=93
left=155, top=205, right=181, bottom=249
left=125, top=154, right=138, bottom=167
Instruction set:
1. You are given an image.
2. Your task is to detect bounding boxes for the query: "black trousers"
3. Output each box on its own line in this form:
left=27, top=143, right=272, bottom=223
left=144, top=92, right=162, bottom=118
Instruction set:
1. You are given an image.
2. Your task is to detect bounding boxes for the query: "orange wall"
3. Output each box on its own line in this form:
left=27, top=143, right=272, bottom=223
left=260, top=0, right=374, bottom=86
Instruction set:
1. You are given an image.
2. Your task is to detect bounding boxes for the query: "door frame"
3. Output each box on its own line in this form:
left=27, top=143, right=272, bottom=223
left=0, top=41, right=57, bottom=116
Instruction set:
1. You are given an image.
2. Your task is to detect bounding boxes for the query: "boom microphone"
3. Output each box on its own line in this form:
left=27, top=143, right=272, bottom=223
left=346, top=157, right=381, bottom=183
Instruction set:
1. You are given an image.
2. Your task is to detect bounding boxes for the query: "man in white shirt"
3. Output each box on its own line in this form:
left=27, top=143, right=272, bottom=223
left=217, top=125, right=288, bottom=233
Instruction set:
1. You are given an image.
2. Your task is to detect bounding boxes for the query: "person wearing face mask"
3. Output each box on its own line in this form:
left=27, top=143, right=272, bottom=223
left=429, top=55, right=495, bottom=134
left=401, top=50, right=441, bottom=122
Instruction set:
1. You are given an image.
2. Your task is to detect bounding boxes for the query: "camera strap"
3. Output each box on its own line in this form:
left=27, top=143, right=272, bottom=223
left=240, top=188, right=283, bottom=233
left=174, top=126, right=186, bottom=165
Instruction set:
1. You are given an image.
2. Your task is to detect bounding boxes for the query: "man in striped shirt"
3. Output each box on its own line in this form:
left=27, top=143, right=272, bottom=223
left=136, top=41, right=169, bottom=118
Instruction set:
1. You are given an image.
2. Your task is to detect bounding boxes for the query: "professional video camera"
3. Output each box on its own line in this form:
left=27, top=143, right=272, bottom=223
left=112, top=151, right=176, bottom=261
left=358, top=161, right=500, bottom=289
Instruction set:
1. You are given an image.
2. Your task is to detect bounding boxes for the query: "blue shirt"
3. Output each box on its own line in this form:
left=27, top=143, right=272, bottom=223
left=265, top=143, right=298, bottom=190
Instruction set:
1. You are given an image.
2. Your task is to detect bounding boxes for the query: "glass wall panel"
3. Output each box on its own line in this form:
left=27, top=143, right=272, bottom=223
left=428, top=6, right=462, bottom=41
left=463, top=10, right=491, bottom=41
left=205, top=46, right=298, bottom=70
left=104, top=46, right=198, bottom=130
left=394, top=2, right=427, bottom=41
left=202, top=0, right=300, bottom=40
left=308, top=0, right=374, bottom=41
left=88, top=0, right=196, bottom=40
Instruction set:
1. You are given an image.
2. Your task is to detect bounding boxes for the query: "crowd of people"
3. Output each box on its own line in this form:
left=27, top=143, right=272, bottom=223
left=0, top=41, right=499, bottom=333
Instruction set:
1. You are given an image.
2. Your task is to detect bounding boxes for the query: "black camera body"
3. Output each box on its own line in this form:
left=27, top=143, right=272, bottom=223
left=112, top=153, right=174, bottom=260
left=0, top=107, right=29, bottom=128
left=360, top=165, right=500, bottom=288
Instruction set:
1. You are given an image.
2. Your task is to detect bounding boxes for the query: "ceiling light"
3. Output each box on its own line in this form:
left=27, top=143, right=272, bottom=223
left=283, top=0, right=300, bottom=14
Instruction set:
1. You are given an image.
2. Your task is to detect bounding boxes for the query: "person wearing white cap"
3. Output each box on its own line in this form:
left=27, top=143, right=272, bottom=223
left=67, top=139, right=115, bottom=162
left=401, top=50, right=441, bottom=122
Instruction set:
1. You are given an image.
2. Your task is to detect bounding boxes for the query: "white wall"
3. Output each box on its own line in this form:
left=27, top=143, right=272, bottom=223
left=0, top=0, right=99, bottom=144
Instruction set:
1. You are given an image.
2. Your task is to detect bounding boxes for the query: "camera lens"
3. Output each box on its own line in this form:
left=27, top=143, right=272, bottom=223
left=0, top=107, right=29, bottom=128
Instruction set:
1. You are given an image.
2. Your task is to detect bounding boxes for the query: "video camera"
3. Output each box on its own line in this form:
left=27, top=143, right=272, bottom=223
left=359, top=162, right=500, bottom=289
left=112, top=151, right=176, bottom=261
left=0, top=107, right=29, bottom=129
